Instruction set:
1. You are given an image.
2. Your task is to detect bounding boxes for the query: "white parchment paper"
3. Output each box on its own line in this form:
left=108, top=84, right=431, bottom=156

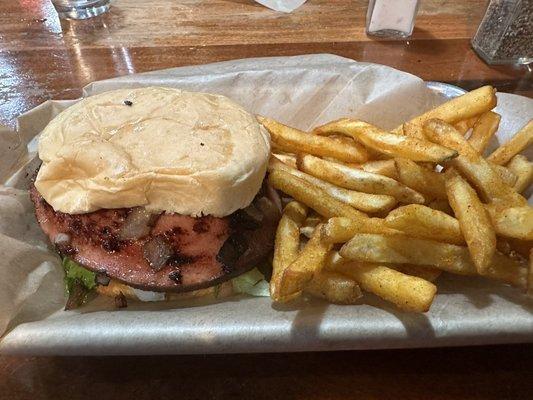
left=0, top=54, right=532, bottom=355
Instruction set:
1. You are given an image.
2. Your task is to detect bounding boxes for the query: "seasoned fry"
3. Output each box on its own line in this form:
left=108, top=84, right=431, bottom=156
left=303, top=214, right=323, bottom=228
left=384, top=204, right=464, bottom=245
left=272, top=153, right=298, bottom=168
left=351, top=159, right=399, bottom=180
left=270, top=156, right=397, bottom=213
left=258, top=116, right=369, bottom=163
left=468, top=111, right=500, bottom=154
left=507, top=155, right=533, bottom=193
left=298, top=154, right=425, bottom=204
left=268, top=169, right=367, bottom=220
left=492, top=164, right=518, bottom=187
left=305, top=270, right=363, bottom=304
left=454, top=120, right=469, bottom=134
left=394, top=264, right=442, bottom=282
left=427, top=199, right=454, bottom=215
left=423, top=119, right=527, bottom=206
left=485, top=205, right=533, bottom=241
left=497, top=238, right=533, bottom=259
left=331, top=261, right=437, bottom=312
left=394, top=86, right=497, bottom=138
left=446, top=170, right=496, bottom=273
left=340, top=233, right=527, bottom=287
left=313, top=118, right=458, bottom=163
left=277, top=225, right=333, bottom=300
left=300, top=226, right=315, bottom=239
left=395, top=158, right=447, bottom=200
left=266, top=86, right=529, bottom=312
left=321, top=216, right=401, bottom=243
left=300, top=214, right=322, bottom=238
left=325, top=253, right=439, bottom=309
left=487, top=120, right=533, bottom=165
left=454, top=116, right=479, bottom=135
left=401, top=121, right=426, bottom=140
left=271, top=201, right=308, bottom=302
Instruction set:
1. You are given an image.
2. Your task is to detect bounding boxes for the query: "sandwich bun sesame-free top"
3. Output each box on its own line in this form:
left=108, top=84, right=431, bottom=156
left=36, top=87, right=271, bottom=217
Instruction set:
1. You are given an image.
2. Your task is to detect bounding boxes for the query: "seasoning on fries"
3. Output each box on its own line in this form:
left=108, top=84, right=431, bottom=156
left=260, top=84, right=532, bottom=313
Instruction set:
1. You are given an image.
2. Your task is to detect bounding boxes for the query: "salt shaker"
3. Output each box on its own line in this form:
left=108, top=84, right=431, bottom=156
left=366, top=0, right=420, bottom=38
left=471, top=0, right=532, bottom=65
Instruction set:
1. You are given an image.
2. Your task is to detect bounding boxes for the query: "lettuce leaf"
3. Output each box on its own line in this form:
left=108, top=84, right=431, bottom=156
left=231, top=268, right=270, bottom=297
left=62, top=258, right=97, bottom=309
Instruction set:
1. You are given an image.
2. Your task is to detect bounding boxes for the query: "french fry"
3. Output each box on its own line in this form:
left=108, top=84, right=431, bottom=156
left=272, top=153, right=298, bottom=168
left=384, top=204, right=465, bottom=245
left=305, top=270, right=363, bottom=304
left=485, top=205, right=533, bottom=241
left=507, top=155, right=533, bottom=193
left=427, top=198, right=454, bottom=215
left=423, top=119, right=527, bottom=207
left=394, top=264, right=442, bottom=282
left=401, top=121, right=426, bottom=140
left=277, top=225, right=333, bottom=300
left=271, top=201, right=308, bottom=302
left=303, top=214, right=322, bottom=228
left=331, top=261, right=437, bottom=312
left=325, top=250, right=346, bottom=270
left=454, top=116, right=479, bottom=135
left=267, top=86, right=528, bottom=311
left=313, top=119, right=458, bottom=163
left=468, top=111, right=500, bottom=154
left=351, top=159, right=399, bottom=180
left=270, top=156, right=397, bottom=213
left=258, top=116, right=369, bottom=163
left=298, top=154, right=425, bottom=204
left=497, top=238, right=533, bottom=259
left=340, top=233, right=527, bottom=288
left=487, top=120, right=533, bottom=165
left=492, top=164, right=518, bottom=187
left=326, top=251, right=437, bottom=297
left=395, top=158, right=447, bottom=200
left=300, top=214, right=322, bottom=238
left=321, top=216, right=401, bottom=243
left=454, top=120, right=469, bottom=134
left=446, top=170, right=496, bottom=274
left=300, top=226, right=315, bottom=239
left=394, top=86, right=497, bottom=138
left=268, top=169, right=367, bottom=220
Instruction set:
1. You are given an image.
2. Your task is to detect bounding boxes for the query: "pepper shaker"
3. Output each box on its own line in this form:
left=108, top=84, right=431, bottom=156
left=471, top=0, right=532, bottom=65
left=366, top=0, right=420, bottom=39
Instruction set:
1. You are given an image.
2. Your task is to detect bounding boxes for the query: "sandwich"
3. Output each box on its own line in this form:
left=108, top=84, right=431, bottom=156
left=30, top=87, right=279, bottom=308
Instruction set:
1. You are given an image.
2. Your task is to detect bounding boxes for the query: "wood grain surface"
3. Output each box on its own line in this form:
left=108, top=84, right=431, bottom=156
left=2, top=345, right=533, bottom=400
left=1, top=1, right=532, bottom=399
left=0, top=0, right=531, bottom=128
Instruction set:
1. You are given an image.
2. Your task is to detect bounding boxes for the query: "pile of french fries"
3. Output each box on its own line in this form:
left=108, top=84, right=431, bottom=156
left=258, top=85, right=533, bottom=312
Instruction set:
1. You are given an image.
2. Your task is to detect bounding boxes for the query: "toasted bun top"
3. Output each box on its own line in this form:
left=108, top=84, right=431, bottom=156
left=35, top=87, right=271, bottom=217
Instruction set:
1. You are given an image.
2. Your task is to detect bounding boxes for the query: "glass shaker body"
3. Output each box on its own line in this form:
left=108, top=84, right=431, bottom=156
left=366, top=0, right=420, bottom=39
left=472, top=0, right=532, bottom=65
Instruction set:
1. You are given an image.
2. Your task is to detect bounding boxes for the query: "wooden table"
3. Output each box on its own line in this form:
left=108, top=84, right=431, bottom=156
left=1, top=0, right=532, bottom=130
left=1, top=1, right=532, bottom=399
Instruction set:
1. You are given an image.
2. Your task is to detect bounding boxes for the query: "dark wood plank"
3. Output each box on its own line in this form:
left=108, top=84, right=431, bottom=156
left=1, top=0, right=531, bottom=129
left=2, top=345, right=533, bottom=400
left=1, top=0, right=487, bottom=51
left=2, top=39, right=531, bottom=128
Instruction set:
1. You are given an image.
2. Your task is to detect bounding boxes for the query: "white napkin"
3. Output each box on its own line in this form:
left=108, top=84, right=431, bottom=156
left=254, top=0, right=306, bottom=13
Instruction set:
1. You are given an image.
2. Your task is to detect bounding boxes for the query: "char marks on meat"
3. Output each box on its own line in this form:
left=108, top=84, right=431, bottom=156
left=30, top=183, right=280, bottom=292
